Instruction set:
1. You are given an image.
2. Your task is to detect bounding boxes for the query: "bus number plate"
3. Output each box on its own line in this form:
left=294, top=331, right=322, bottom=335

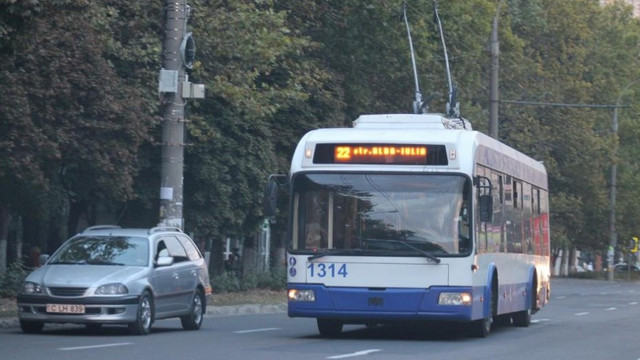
left=307, top=263, right=348, bottom=278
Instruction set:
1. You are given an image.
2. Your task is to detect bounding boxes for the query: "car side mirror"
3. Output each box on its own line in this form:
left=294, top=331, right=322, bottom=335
left=156, top=256, right=174, bottom=267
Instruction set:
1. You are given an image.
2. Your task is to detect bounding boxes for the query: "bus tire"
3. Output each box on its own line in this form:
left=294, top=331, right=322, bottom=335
left=317, top=318, right=343, bottom=338
left=513, top=308, right=531, bottom=327
left=469, top=316, right=491, bottom=338
left=513, top=276, right=535, bottom=327
left=470, top=276, right=497, bottom=338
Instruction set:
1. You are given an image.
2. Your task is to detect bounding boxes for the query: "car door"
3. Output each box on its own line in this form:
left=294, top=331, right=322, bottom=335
left=161, top=235, right=194, bottom=313
left=151, top=238, right=178, bottom=316
left=176, top=234, right=202, bottom=291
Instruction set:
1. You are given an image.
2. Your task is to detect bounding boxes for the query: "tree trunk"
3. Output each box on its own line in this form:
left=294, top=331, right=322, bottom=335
left=242, top=234, right=257, bottom=278
left=273, top=232, right=286, bottom=272
left=211, top=236, right=225, bottom=276
left=0, top=207, right=10, bottom=273
left=14, top=215, right=23, bottom=264
left=561, top=245, right=569, bottom=276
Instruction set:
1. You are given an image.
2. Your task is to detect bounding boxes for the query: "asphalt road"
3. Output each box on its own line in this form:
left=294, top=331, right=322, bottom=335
left=1, top=278, right=638, bottom=360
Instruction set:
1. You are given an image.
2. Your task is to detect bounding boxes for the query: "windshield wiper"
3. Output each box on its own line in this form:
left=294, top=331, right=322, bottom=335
left=308, top=248, right=362, bottom=262
left=87, top=260, right=125, bottom=266
left=394, top=240, right=441, bottom=263
left=48, top=261, right=85, bottom=265
left=362, top=238, right=441, bottom=263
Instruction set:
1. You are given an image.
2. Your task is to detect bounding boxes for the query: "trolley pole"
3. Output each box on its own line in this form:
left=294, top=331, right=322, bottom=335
left=158, top=0, right=202, bottom=229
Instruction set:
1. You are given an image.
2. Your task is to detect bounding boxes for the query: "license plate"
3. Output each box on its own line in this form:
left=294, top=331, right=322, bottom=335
left=46, top=304, right=86, bottom=314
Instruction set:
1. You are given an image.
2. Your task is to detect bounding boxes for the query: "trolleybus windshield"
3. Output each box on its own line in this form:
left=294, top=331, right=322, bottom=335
left=291, top=173, right=471, bottom=256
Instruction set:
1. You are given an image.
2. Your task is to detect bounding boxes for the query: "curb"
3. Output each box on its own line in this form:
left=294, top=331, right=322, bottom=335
left=0, top=303, right=287, bottom=329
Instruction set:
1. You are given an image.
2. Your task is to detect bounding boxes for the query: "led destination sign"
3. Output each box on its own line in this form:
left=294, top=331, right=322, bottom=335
left=313, top=144, right=448, bottom=165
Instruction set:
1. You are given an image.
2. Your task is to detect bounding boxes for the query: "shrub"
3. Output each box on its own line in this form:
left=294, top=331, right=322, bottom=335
left=0, top=260, right=30, bottom=297
left=210, top=268, right=286, bottom=293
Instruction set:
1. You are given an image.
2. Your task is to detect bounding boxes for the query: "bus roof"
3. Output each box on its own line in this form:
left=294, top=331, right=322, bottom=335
left=291, top=114, right=547, bottom=189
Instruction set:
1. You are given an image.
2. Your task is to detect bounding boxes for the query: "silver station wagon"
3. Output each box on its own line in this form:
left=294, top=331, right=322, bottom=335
left=17, top=225, right=212, bottom=335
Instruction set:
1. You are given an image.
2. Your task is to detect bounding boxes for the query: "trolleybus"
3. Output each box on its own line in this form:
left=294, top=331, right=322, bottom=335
left=267, top=113, right=551, bottom=338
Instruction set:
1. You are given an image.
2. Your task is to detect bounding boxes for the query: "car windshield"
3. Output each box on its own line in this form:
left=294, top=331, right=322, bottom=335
left=290, top=173, right=471, bottom=256
left=48, top=236, right=149, bottom=266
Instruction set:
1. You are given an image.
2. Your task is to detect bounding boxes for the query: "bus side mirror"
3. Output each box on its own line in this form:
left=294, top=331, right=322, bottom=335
left=479, top=195, right=493, bottom=222
left=263, top=174, right=285, bottom=217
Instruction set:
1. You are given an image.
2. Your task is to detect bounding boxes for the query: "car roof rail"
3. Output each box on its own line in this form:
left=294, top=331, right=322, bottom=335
left=149, top=226, right=183, bottom=234
left=83, top=225, right=122, bottom=232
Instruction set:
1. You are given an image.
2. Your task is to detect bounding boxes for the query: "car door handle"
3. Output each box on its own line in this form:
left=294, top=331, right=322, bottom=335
left=173, top=273, right=179, bottom=279
left=191, top=270, right=197, bottom=277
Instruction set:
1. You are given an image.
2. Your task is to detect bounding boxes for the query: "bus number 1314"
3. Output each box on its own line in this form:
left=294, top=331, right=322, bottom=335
left=307, top=263, right=348, bottom=278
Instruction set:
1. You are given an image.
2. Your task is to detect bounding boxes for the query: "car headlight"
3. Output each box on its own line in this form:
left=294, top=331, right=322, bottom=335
left=438, top=292, right=472, bottom=306
left=95, top=283, right=129, bottom=295
left=22, top=281, right=43, bottom=295
left=288, top=289, right=315, bottom=302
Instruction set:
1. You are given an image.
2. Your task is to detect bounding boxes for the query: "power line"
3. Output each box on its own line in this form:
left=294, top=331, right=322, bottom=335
left=500, top=100, right=628, bottom=109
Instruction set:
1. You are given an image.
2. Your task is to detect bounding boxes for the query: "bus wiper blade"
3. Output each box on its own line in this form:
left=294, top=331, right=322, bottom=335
left=396, top=240, right=441, bottom=263
left=308, top=249, right=362, bottom=262
left=366, top=239, right=441, bottom=263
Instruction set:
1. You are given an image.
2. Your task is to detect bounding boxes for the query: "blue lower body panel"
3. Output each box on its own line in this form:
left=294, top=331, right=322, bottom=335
left=288, top=284, right=482, bottom=323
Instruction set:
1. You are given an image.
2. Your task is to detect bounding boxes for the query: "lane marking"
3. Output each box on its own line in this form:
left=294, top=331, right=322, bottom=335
left=630, top=302, right=638, bottom=305
left=575, top=312, right=589, bottom=316
left=59, top=343, right=132, bottom=351
left=605, top=307, right=616, bottom=311
left=234, top=327, right=280, bottom=334
left=328, top=349, right=382, bottom=359
left=531, top=318, right=549, bottom=323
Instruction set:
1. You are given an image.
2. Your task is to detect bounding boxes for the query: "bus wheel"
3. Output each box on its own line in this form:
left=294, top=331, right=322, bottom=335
left=513, top=308, right=531, bottom=327
left=469, top=316, right=492, bottom=338
left=470, top=280, right=497, bottom=338
left=317, top=319, right=343, bottom=338
left=514, top=277, right=535, bottom=327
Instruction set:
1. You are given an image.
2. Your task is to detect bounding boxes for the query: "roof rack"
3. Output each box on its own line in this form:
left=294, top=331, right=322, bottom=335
left=83, top=225, right=122, bottom=232
left=149, top=226, right=183, bottom=234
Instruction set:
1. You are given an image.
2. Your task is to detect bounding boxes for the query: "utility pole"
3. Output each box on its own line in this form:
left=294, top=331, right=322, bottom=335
left=607, top=79, right=640, bottom=281
left=158, top=0, right=203, bottom=229
left=489, top=0, right=503, bottom=139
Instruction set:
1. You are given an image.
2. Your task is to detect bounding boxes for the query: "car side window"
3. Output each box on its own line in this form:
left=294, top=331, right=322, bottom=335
left=162, top=236, right=189, bottom=263
left=177, top=235, right=202, bottom=261
left=155, top=240, right=168, bottom=262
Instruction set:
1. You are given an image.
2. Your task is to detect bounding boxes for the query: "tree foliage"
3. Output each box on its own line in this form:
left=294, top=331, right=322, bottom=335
left=2, top=0, right=640, bottom=272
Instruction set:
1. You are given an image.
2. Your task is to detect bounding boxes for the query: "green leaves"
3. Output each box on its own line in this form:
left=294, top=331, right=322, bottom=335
left=2, top=0, right=640, bottom=262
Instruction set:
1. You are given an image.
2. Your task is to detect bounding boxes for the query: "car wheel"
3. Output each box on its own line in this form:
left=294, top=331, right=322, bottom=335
left=181, top=289, right=205, bottom=330
left=129, top=290, right=153, bottom=335
left=20, top=320, right=44, bottom=334
left=317, top=318, right=343, bottom=338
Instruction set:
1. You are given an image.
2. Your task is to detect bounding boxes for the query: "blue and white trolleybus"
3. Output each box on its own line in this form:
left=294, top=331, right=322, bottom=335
left=271, top=113, right=551, bottom=338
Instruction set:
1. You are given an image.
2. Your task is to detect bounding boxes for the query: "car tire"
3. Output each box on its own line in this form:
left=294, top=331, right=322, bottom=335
left=129, top=290, right=153, bottom=335
left=20, top=320, right=44, bottom=334
left=181, top=289, right=205, bottom=330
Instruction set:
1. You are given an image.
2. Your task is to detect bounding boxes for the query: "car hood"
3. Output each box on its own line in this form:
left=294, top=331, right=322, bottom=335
left=28, top=264, right=149, bottom=287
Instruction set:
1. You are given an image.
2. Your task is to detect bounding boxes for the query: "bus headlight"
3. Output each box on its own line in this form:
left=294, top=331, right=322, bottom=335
left=288, top=289, right=315, bottom=302
left=438, top=292, right=472, bottom=306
